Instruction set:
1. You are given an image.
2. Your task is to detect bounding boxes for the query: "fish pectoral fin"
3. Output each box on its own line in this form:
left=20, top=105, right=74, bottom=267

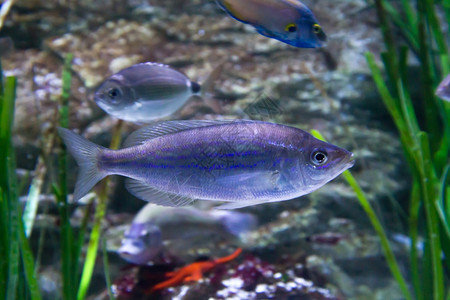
left=125, top=179, right=195, bottom=207
left=215, top=200, right=268, bottom=210
left=255, top=26, right=274, bottom=39
left=216, top=170, right=281, bottom=189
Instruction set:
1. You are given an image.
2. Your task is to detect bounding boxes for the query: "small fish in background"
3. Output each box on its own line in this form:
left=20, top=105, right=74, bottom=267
left=215, top=0, right=326, bottom=48
left=0, top=37, right=14, bottom=57
left=436, top=74, right=450, bottom=101
left=306, top=232, right=346, bottom=245
left=119, top=203, right=256, bottom=265
left=58, top=120, right=354, bottom=209
left=94, top=62, right=224, bottom=123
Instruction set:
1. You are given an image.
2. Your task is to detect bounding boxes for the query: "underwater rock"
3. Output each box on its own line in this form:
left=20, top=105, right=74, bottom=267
left=2, top=0, right=167, bottom=48
left=1, top=1, right=413, bottom=299
left=104, top=250, right=340, bottom=300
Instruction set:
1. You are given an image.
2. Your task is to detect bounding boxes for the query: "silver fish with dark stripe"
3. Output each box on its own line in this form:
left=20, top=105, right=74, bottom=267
left=58, top=120, right=354, bottom=209
left=94, top=62, right=222, bottom=122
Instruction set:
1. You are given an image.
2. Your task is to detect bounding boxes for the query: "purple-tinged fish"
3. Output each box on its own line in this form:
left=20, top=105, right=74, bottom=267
left=436, top=74, right=450, bottom=102
left=94, top=62, right=223, bottom=123
left=215, top=0, right=326, bottom=48
left=119, top=203, right=256, bottom=264
left=58, top=120, right=354, bottom=209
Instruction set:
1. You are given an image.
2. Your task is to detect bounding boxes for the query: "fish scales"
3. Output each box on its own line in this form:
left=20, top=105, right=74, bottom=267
left=216, top=0, right=326, bottom=48
left=100, top=122, right=298, bottom=202
left=94, top=62, right=224, bottom=122
left=219, top=0, right=305, bottom=26
left=58, top=120, right=353, bottom=208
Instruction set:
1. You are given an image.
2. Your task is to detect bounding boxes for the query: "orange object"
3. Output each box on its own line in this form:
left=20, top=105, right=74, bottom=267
left=149, top=248, right=242, bottom=293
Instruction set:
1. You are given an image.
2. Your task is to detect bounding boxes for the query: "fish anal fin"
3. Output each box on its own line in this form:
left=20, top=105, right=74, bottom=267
left=125, top=179, right=194, bottom=207
left=215, top=200, right=267, bottom=210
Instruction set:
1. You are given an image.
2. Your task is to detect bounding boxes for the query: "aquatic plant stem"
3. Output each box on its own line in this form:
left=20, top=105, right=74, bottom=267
left=102, top=238, right=116, bottom=300
left=0, top=74, right=42, bottom=299
left=23, top=130, right=56, bottom=237
left=56, top=53, right=76, bottom=300
left=310, top=130, right=413, bottom=300
left=368, top=50, right=447, bottom=300
left=0, top=59, right=7, bottom=300
left=409, top=180, right=422, bottom=300
left=7, top=75, right=42, bottom=300
left=417, top=132, right=444, bottom=300
left=77, top=120, right=123, bottom=300
left=1, top=76, right=20, bottom=300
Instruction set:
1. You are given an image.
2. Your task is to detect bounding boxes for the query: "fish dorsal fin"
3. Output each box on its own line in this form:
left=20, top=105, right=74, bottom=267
left=139, top=62, right=170, bottom=69
left=125, top=178, right=195, bottom=207
left=123, top=120, right=236, bottom=148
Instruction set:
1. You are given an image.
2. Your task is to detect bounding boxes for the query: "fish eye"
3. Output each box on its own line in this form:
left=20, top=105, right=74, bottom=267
left=285, top=23, right=297, bottom=33
left=107, top=88, right=121, bottom=100
left=311, top=150, right=328, bottom=165
left=313, top=24, right=322, bottom=34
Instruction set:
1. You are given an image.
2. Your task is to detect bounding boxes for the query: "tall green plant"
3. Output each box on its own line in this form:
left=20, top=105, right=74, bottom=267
left=0, top=56, right=42, bottom=299
left=366, top=1, right=450, bottom=299
left=311, top=130, right=413, bottom=300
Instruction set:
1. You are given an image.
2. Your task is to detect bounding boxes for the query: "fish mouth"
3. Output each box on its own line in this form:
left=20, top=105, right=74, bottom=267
left=94, top=92, right=106, bottom=105
left=118, top=243, right=141, bottom=257
left=344, top=152, right=355, bottom=169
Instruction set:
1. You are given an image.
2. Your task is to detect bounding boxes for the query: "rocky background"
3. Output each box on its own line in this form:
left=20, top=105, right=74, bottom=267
left=1, top=0, right=412, bottom=299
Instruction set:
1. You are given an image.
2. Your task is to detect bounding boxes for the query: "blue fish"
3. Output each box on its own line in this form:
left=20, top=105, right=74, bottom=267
left=58, top=120, right=353, bottom=209
left=215, top=0, right=326, bottom=48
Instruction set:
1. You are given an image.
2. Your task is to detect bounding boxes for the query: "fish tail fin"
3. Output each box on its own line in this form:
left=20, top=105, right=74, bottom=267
left=200, top=60, right=225, bottom=98
left=199, top=60, right=226, bottom=113
left=57, top=127, right=107, bottom=201
left=211, top=210, right=258, bottom=236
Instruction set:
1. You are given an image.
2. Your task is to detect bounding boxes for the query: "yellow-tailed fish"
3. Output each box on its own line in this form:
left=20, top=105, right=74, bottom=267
left=215, top=0, right=326, bottom=48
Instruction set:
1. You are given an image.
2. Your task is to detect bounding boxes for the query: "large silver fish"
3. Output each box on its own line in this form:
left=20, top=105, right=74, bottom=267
left=436, top=74, right=450, bottom=102
left=215, top=0, right=326, bottom=48
left=94, top=62, right=223, bottom=122
left=119, top=203, right=256, bottom=264
left=58, top=120, right=354, bottom=209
